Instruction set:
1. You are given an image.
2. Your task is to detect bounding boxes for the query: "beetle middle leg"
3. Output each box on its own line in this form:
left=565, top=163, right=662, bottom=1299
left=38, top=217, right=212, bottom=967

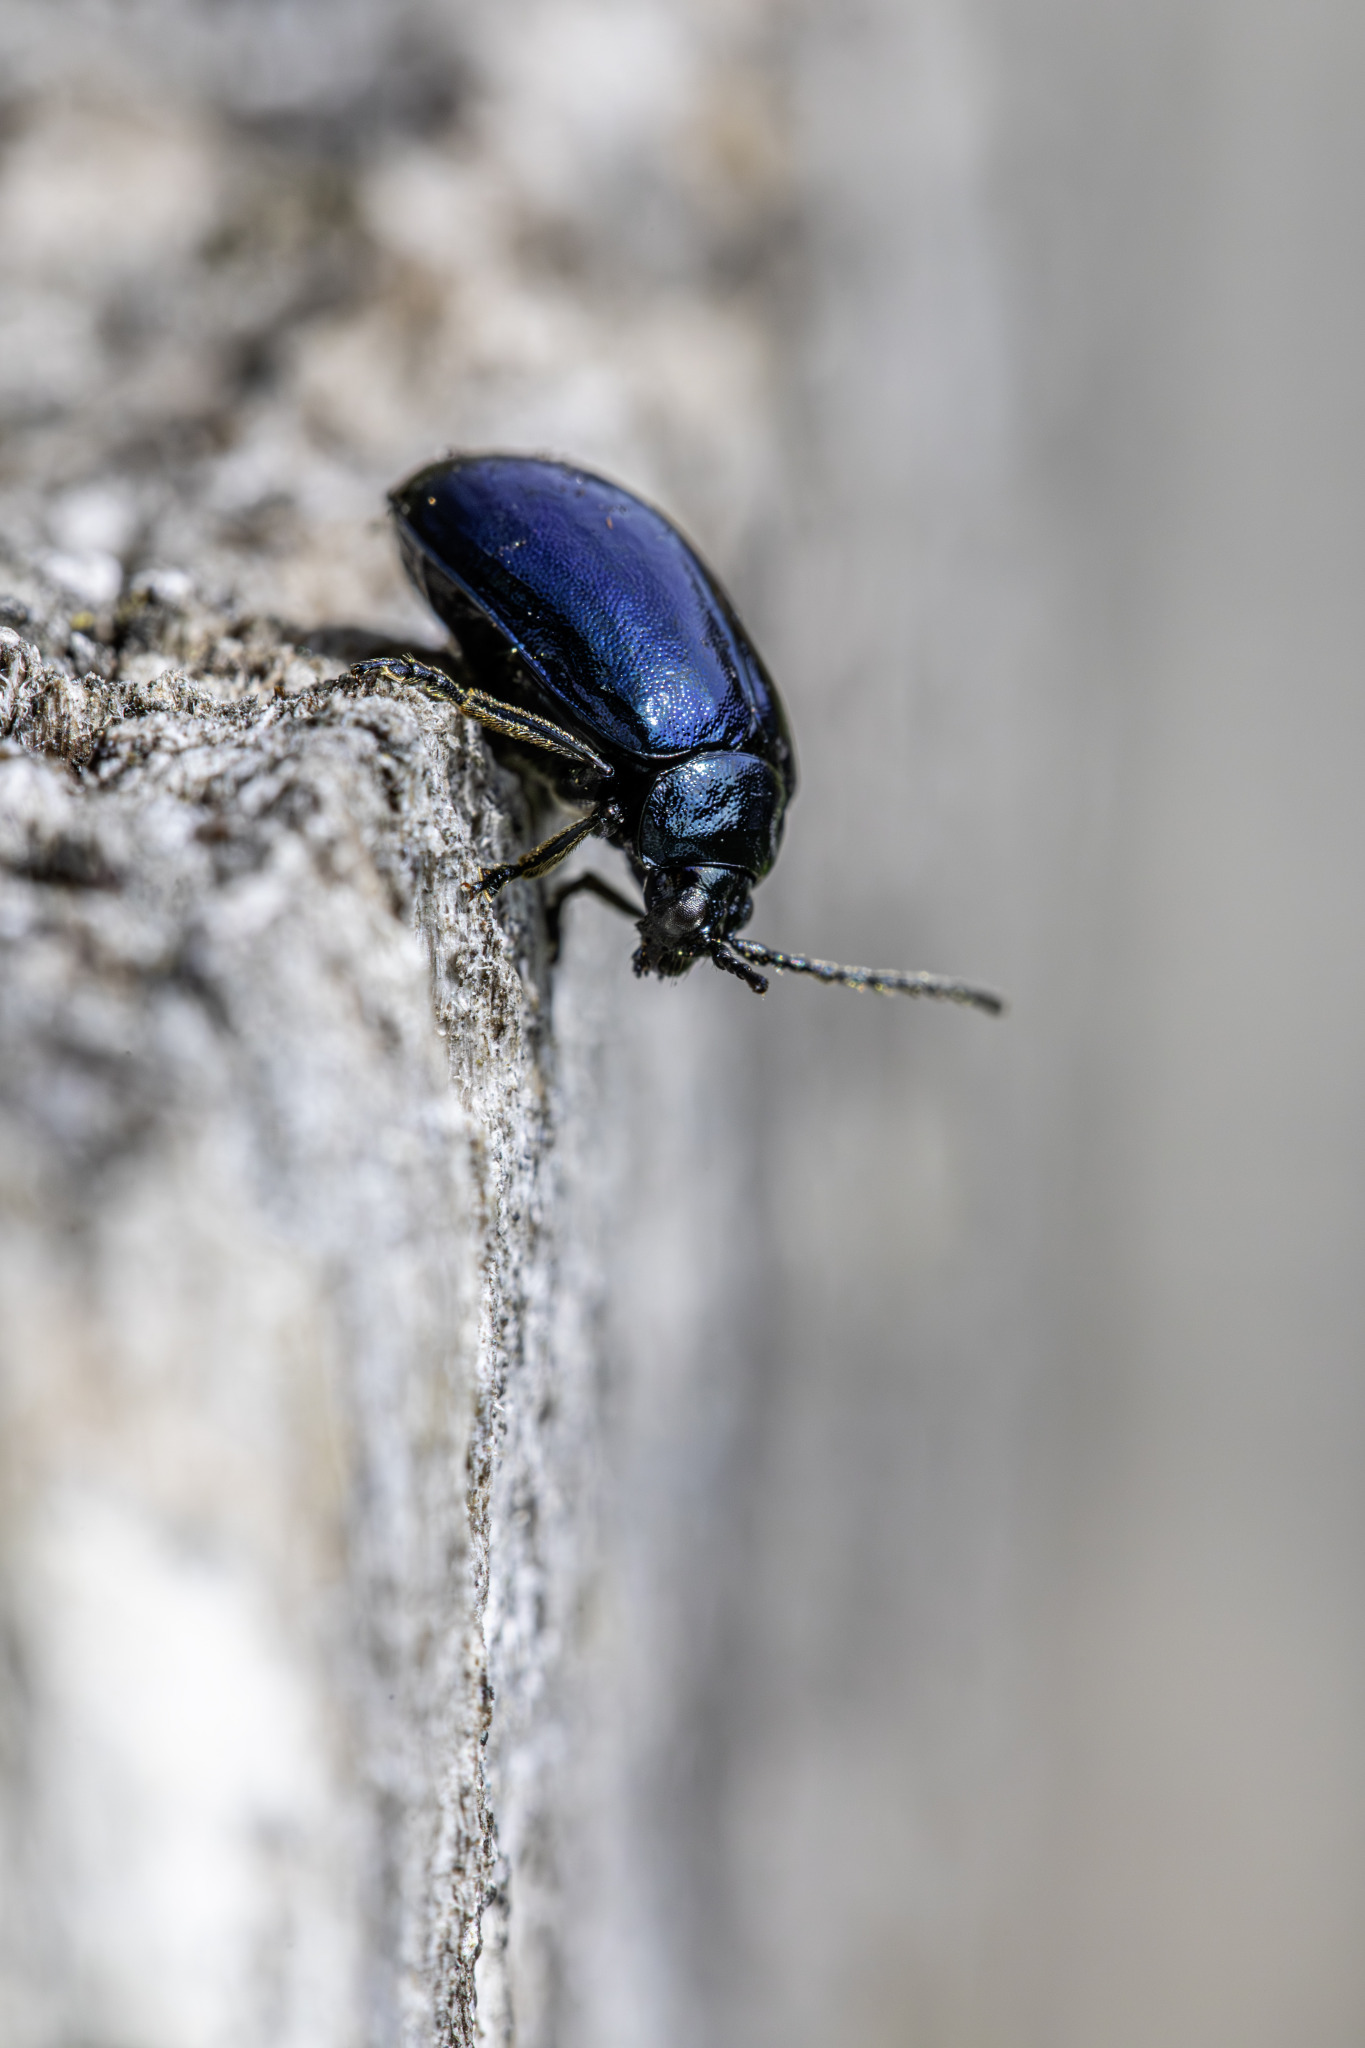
left=544, top=871, right=643, bottom=960
left=349, top=656, right=614, bottom=780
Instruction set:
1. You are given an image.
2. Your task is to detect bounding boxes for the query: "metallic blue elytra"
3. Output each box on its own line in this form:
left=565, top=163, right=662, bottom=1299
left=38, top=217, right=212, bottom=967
left=392, top=454, right=795, bottom=792
left=350, top=453, right=1004, bottom=1010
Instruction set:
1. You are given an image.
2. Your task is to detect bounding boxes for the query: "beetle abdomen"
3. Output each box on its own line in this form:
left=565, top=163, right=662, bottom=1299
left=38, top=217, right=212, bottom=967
left=391, top=455, right=794, bottom=781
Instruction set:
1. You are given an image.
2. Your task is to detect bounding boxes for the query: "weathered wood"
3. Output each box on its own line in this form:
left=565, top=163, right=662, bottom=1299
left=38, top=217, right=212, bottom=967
left=0, top=577, right=559, bottom=2045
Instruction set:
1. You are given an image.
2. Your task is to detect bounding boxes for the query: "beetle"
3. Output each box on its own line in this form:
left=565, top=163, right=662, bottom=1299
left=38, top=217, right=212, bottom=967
left=350, top=453, right=1003, bottom=1012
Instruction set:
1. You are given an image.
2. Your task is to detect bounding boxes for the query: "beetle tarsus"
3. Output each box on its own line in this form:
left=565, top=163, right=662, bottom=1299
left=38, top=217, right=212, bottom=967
left=468, top=864, right=515, bottom=899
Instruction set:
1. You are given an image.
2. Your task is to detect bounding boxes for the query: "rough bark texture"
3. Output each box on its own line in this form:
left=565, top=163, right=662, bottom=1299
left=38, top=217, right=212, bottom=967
left=0, top=569, right=562, bottom=2045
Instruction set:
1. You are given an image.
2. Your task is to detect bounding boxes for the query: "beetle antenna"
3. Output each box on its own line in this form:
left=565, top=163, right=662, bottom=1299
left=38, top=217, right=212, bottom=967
left=709, top=939, right=769, bottom=994
left=727, top=937, right=1006, bottom=1014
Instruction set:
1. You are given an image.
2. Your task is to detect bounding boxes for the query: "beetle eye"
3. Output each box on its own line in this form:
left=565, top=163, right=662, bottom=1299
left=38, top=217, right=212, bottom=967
left=675, top=886, right=707, bottom=926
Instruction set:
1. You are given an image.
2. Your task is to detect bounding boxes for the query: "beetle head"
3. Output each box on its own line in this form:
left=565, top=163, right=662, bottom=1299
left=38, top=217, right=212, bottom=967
left=633, top=865, right=754, bottom=981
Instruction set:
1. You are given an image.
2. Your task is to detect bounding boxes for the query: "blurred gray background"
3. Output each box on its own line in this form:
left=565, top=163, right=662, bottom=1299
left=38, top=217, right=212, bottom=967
left=3, top=2, right=1364, bottom=2043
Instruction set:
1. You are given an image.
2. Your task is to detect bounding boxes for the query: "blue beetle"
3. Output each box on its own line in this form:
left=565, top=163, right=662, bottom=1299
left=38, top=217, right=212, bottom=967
left=351, top=453, right=1002, bottom=1011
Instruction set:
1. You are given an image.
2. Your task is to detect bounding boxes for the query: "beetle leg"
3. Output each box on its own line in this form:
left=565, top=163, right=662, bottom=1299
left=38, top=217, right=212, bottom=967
left=348, top=657, right=615, bottom=780
left=469, top=807, right=607, bottom=900
left=544, top=871, right=644, bottom=961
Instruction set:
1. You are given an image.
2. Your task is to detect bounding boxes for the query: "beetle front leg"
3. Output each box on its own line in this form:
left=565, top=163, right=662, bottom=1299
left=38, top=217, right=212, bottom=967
left=470, top=807, right=607, bottom=900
